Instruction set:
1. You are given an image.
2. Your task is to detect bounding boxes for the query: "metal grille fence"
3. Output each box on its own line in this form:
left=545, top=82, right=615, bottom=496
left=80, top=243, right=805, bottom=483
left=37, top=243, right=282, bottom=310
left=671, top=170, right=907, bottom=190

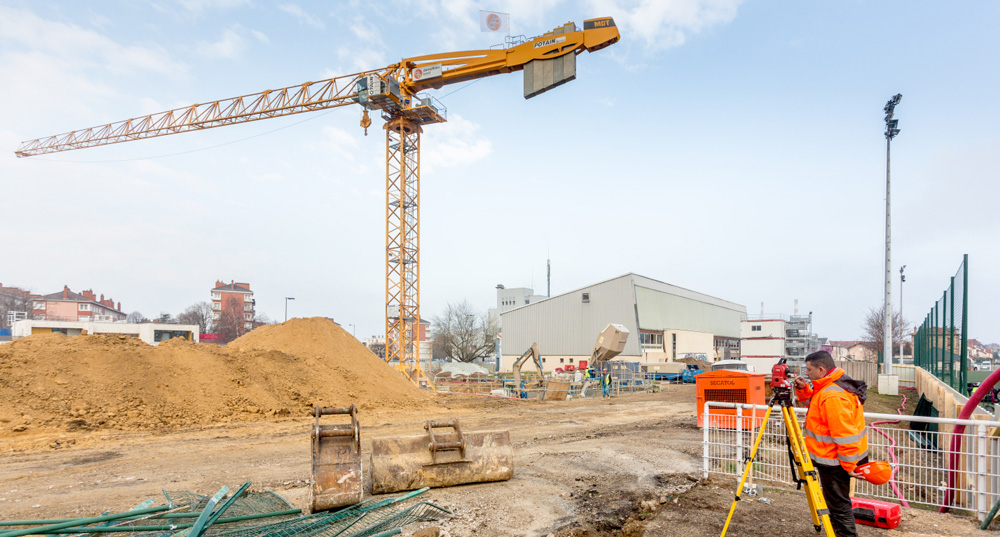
left=702, top=402, right=1000, bottom=521
left=913, top=255, right=969, bottom=395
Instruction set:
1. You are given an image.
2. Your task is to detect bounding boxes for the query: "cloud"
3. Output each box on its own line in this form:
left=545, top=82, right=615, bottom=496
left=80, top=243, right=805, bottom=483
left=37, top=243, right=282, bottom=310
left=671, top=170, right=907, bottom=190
left=421, top=114, right=492, bottom=171
left=278, top=4, right=326, bottom=29
left=198, top=27, right=250, bottom=60
left=177, top=0, right=251, bottom=13
left=0, top=6, right=186, bottom=77
left=586, top=0, right=744, bottom=51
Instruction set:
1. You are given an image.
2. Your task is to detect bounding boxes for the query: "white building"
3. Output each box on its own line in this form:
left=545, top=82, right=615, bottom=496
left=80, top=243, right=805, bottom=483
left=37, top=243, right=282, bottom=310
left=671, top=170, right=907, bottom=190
left=488, top=285, right=548, bottom=328
left=13, top=319, right=199, bottom=345
left=498, top=273, right=746, bottom=372
left=740, top=313, right=821, bottom=372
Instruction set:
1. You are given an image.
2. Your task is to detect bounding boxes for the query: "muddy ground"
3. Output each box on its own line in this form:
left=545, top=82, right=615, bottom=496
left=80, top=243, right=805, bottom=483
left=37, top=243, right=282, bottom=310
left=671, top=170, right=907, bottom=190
left=0, top=386, right=992, bottom=536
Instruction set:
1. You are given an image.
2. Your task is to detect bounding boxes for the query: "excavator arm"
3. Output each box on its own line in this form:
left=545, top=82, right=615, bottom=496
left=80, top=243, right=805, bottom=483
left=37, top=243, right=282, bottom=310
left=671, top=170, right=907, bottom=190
left=511, top=343, right=543, bottom=398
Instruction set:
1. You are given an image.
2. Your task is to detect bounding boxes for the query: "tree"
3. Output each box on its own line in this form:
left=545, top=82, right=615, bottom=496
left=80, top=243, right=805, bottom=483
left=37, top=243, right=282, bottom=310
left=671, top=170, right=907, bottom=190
left=178, top=302, right=213, bottom=334
left=213, top=296, right=250, bottom=343
left=126, top=311, right=149, bottom=324
left=860, top=306, right=909, bottom=359
left=431, top=300, right=498, bottom=363
left=0, top=287, right=33, bottom=328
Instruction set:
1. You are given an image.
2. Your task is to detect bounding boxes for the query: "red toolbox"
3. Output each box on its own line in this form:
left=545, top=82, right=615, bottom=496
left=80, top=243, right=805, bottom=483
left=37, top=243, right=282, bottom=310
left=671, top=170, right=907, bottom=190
left=851, top=498, right=901, bottom=529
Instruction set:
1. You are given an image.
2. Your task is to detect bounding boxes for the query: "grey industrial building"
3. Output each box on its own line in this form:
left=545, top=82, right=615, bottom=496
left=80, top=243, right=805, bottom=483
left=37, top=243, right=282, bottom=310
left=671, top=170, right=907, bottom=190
left=498, top=273, right=747, bottom=372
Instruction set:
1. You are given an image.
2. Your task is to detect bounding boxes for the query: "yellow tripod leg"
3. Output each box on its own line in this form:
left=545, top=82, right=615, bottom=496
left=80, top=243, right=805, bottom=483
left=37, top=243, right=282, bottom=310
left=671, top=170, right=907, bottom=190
left=720, top=404, right=774, bottom=537
left=782, top=406, right=836, bottom=537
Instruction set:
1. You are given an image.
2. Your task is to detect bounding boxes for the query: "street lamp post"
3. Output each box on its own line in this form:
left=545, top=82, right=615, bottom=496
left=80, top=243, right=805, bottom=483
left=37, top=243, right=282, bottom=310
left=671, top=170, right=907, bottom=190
left=899, top=265, right=906, bottom=361
left=348, top=323, right=356, bottom=337
left=883, top=93, right=902, bottom=376
left=284, top=297, right=295, bottom=322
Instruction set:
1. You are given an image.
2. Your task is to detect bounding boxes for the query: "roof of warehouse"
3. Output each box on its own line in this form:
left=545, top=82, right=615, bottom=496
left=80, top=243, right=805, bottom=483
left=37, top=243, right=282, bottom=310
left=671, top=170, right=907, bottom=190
left=500, top=272, right=745, bottom=315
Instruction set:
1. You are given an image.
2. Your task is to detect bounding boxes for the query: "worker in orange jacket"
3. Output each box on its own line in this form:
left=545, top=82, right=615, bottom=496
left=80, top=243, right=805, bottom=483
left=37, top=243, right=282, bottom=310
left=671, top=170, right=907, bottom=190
left=794, top=350, right=868, bottom=537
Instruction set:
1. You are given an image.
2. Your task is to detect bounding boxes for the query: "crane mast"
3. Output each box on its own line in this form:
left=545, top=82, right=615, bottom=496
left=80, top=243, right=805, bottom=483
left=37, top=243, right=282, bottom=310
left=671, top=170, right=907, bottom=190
left=15, top=17, right=620, bottom=387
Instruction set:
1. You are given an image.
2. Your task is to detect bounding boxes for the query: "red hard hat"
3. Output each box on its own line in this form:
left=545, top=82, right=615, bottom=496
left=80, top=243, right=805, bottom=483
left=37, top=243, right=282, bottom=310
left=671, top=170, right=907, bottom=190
left=856, top=461, right=892, bottom=485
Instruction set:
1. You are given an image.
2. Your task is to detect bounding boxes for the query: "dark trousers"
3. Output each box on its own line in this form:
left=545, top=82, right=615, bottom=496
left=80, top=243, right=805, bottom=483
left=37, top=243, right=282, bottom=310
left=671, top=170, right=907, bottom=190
left=815, top=463, right=857, bottom=537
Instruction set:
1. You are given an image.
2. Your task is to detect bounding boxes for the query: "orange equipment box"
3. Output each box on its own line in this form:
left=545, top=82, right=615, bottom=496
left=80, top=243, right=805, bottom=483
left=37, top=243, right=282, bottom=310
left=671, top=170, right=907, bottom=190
left=696, top=369, right=766, bottom=429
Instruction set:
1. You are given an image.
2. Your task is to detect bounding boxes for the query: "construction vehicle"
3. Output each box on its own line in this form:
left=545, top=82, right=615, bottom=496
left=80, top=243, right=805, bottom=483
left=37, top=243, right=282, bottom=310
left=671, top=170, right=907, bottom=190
left=511, top=343, right=544, bottom=398
left=589, top=323, right=630, bottom=372
left=15, top=17, right=620, bottom=389
left=310, top=406, right=363, bottom=512
left=580, top=324, right=630, bottom=394
left=370, top=418, right=513, bottom=494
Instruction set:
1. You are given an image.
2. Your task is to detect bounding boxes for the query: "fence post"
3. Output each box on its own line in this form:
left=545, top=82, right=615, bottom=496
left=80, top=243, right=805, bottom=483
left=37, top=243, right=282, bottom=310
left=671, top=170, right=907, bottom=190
left=737, top=404, right=744, bottom=472
left=977, top=423, right=988, bottom=520
left=703, top=402, right=710, bottom=479
left=961, top=255, right=969, bottom=394
left=950, top=277, right=956, bottom=392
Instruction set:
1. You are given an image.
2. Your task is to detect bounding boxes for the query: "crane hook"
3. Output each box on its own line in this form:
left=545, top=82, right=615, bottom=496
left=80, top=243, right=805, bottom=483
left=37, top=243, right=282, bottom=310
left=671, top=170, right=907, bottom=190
left=360, top=109, right=371, bottom=136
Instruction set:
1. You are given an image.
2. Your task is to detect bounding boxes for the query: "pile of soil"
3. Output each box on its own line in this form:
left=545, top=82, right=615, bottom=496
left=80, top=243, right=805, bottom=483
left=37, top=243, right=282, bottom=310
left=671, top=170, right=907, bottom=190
left=0, top=317, right=428, bottom=435
left=677, top=357, right=714, bottom=371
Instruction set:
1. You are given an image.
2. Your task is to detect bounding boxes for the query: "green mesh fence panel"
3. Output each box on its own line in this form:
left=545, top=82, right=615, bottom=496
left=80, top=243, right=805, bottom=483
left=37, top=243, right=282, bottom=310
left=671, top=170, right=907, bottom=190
left=914, top=255, right=969, bottom=397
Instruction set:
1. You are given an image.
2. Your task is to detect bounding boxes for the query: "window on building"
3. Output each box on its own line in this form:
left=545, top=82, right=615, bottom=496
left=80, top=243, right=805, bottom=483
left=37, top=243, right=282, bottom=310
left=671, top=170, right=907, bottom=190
left=751, top=325, right=761, bottom=332
left=79, top=303, right=90, bottom=311
left=244, top=313, right=253, bottom=321
left=212, top=292, right=221, bottom=300
left=542, top=358, right=546, bottom=363
left=244, top=304, right=253, bottom=312
left=640, top=332, right=664, bottom=347
left=212, top=302, right=221, bottom=310
left=244, top=322, right=252, bottom=329
left=672, top=333, right=677, bottom=360
left=212, top=312, right=220, bottom=320
left=560, top=358, right=565, bottom=363
left=244, top=295, right=253, bottom=302
left=569, top=358, right=574, bottom=363
left=524, top=299, right=529, bottom=304
left=582, top=292, right=590, bottom=303
left=33, top=302, right=45, bottom=310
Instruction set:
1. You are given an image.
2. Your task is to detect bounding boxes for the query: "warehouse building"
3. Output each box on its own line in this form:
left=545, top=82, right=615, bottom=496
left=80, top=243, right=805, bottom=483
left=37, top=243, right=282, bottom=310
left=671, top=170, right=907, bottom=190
left=498, top=273, right=746, bottom=372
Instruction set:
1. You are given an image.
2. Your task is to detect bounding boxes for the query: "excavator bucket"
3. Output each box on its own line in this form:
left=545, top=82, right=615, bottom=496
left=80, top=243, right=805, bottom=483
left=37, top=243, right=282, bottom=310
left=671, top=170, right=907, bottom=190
left=310, top=405, right=363, bottom=512
left=370, top=418, right=513, bottom=494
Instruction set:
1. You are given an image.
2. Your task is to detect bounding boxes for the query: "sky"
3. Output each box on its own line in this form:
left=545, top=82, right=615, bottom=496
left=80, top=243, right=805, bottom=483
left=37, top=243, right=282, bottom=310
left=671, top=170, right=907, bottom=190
left=1, top=1, right=998, bottom=343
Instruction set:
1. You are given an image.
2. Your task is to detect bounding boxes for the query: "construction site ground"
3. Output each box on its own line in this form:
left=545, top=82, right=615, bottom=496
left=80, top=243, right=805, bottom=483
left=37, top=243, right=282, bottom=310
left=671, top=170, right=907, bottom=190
left=1, top=387, right=993, bottom=537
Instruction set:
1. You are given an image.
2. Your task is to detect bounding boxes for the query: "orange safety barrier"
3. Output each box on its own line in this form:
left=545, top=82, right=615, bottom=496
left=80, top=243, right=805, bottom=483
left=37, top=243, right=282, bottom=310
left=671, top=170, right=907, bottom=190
left=696, top=370, right=766, bottom=429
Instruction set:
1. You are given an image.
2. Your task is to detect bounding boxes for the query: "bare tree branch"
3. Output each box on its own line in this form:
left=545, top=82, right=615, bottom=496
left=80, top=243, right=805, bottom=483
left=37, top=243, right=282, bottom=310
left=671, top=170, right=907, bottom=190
left=860, top=306, right=910, bottom=357
left=431, top=300, right=498, bottom=363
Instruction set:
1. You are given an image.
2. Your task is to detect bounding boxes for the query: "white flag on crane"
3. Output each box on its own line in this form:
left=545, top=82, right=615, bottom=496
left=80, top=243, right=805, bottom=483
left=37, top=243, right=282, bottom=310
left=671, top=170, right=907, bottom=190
left=480, top=10, right=509, bottom=33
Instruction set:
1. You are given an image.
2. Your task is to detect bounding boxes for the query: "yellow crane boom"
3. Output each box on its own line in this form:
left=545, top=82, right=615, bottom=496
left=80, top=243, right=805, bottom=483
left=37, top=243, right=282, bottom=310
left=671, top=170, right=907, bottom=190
left=14, top=17, right=619, bottom=387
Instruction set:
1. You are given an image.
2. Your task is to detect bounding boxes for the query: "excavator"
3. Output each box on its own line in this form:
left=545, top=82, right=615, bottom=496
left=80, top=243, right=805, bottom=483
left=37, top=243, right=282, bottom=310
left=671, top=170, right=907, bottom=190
left=511, top=343, right=544, bottom=398
left=15, top=17, right=620, bottom=391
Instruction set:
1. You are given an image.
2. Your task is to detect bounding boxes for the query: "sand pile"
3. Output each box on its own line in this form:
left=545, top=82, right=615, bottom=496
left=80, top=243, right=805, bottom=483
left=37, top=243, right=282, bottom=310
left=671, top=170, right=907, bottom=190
left=0, top=318, right=428, bottom=435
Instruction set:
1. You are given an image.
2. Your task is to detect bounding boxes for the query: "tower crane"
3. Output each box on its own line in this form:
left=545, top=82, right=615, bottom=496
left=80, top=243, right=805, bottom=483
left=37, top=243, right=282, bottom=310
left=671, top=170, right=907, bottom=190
left=15, top=17, right=620, bottom=387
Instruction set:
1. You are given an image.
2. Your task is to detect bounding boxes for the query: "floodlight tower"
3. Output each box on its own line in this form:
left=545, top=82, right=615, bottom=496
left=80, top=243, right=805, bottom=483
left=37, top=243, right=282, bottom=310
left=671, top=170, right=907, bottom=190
left=883, top=93, right=901, bottom=375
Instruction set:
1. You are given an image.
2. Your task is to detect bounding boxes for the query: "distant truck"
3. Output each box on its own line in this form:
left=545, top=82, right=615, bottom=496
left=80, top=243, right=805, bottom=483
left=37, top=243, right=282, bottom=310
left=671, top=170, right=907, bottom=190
left=643, top=362, right=703, bottom=383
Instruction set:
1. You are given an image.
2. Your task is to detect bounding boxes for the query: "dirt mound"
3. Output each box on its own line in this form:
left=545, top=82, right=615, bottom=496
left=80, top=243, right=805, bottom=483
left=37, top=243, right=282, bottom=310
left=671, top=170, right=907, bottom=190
left=0, top=319, right=428, bottom=436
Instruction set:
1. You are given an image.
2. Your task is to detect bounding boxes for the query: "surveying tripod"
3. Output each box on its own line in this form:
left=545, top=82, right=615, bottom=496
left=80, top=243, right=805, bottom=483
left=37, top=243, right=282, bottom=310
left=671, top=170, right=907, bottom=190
left=719, top=376, right=835, bottom=537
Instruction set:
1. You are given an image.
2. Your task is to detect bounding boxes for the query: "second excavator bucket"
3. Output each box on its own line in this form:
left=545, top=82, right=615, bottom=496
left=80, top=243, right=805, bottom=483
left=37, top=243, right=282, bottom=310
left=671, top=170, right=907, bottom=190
left=370, top=418, right=513, bottom=494
left=310, top=405, right=363, bottom=512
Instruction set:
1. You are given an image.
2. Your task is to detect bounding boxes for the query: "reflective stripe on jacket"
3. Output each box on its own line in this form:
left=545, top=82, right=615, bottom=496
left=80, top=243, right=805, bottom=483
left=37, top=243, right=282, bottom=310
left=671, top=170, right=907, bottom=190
left=794, top=367, right=869, bottom=472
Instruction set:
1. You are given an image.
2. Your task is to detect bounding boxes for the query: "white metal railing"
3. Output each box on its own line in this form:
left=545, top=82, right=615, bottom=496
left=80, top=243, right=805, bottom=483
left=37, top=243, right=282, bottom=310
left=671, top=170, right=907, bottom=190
left=702, top=402, right=1000, bottom=521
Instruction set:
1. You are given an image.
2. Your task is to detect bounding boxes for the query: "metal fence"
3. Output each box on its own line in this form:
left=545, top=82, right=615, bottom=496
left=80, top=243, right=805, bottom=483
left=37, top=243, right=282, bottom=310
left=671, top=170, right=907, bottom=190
left=702, top=402, right=1000, bottom=520
left=913, top=255, right=969, bottom=395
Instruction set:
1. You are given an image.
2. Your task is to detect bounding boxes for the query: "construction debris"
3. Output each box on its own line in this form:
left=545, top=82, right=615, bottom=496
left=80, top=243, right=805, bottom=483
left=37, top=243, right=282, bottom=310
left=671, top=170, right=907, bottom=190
left=0, top=484, right=449, bottom=537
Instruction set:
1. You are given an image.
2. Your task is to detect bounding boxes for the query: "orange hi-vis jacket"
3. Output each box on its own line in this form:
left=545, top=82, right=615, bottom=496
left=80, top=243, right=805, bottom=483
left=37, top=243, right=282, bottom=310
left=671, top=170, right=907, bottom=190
left=794, top=367, right=869, bottom=472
